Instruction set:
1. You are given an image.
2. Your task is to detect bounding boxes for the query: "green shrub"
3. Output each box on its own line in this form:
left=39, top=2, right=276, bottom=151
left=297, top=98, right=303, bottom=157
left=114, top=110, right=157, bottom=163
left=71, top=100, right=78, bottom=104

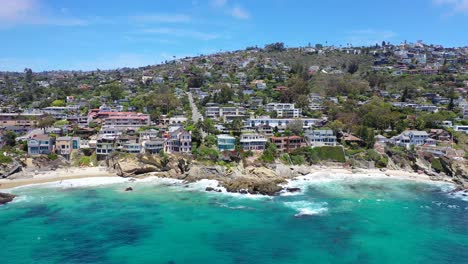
left=260, top=142, right=277, bottom=163
left=0, top=154, right=13, bottom=164
left=315, top=146, right=346, bottom=162
left=48, top=153, right=58, bottom=160
left=431, top=158, right=443, bottom=173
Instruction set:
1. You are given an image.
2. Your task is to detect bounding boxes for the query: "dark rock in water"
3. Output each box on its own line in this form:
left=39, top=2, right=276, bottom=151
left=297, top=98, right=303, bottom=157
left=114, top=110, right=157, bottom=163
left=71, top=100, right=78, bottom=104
left=125, top=187, right=133, bottom=192
left=286, top=187, right=301, bottom=193
left=239, top=189, right=248, bottom=194
left=0, top=192, right=16, bottom=205
left=205, top=187, right=222, bottom=192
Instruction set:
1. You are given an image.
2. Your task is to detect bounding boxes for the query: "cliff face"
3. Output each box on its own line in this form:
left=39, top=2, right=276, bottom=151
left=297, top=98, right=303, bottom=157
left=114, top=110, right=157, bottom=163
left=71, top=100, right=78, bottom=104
left=105, top=153, right=299, bottom=195
left=440, top=158, right=468, bottom=188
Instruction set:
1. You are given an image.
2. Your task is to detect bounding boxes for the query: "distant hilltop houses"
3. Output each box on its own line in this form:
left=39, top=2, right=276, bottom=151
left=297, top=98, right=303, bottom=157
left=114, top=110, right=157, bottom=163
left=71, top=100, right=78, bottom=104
left=0, top=40, right=466, bottom=170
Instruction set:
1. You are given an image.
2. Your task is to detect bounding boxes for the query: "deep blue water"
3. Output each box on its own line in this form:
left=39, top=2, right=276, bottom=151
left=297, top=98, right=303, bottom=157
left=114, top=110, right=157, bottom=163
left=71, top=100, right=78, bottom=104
left=0, top=176, right=467, bottom=264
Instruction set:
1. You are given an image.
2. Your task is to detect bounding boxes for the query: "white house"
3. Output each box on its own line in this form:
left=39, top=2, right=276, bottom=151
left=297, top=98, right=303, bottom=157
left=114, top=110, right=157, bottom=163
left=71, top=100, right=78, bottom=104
left=305, top=130, right=337, bottom=147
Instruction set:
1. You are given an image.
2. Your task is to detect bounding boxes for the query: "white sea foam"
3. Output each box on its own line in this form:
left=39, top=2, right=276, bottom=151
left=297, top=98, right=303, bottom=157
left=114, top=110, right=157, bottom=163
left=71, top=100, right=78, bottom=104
left=10, top=177, right=130, bottom=191
left=450, top=192, right=468, bottom=202
left=283, top=200, right=328, bottom=217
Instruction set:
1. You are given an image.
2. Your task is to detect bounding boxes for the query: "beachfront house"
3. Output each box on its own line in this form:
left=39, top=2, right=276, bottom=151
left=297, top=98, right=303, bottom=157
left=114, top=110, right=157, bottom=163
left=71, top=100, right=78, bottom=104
left=55, top=136, right=80, bottom=160
left=270, top=136, right=307, bottom=153
left=217, top=134, right=236, bottom=151
left=305, top=130, right=337, bottom=147
left=28, top=135, right=55, bottom=155
left=165, top=128, right=192, bottom=154
left=239, top=133, right=268, bottom=151
left=142, top=139, right=165, bottom=154
left=96, top=138, right=115, bottom=158
left=391, top=130, right=435, bottom=147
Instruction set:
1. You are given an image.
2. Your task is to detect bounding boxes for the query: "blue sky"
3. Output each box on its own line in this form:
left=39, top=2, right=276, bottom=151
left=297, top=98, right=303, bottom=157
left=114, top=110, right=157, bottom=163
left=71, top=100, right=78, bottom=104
left=0, top=0, right=467, bottom=71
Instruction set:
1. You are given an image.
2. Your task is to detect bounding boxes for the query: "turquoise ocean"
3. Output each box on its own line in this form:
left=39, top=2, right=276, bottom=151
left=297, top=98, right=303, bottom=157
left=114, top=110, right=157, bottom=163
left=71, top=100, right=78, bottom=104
left=1, top=175, right=467, bottom=264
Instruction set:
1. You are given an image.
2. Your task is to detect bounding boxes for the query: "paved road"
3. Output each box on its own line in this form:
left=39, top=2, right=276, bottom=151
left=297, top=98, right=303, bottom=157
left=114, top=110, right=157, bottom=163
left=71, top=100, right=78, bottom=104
left=187, top=92, right=207, bottom=139
left=187, top=92, right=204, bottom=122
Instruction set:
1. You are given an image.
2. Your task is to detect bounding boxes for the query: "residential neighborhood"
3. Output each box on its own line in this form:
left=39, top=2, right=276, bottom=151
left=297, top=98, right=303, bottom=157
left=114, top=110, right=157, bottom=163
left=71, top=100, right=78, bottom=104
left=0, top=41, right=467, bottom=177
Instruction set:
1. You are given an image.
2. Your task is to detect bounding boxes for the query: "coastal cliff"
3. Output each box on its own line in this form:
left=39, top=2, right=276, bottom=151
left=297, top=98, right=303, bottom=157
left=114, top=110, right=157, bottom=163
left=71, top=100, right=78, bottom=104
left=104, top=153, right=306, bottom=195
left=103, top=152, right=468, bottom=195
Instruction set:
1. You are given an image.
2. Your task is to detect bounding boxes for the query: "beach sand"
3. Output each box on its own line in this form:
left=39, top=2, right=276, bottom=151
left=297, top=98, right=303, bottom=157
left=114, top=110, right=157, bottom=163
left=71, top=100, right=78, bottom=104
left=0, top=167, right=117, bottom=190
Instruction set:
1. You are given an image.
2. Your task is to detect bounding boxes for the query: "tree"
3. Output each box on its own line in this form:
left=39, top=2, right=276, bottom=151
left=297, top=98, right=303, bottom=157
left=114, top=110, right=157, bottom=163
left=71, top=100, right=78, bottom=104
left=38, top=115, right=56, bottom=131
left=264, top=42, right=286, bottom=52
left=401, top=87, right=409, bottom=102
left=447, top=87, right=456, bottom=111
left=103, top=83, right=124, bottom=101
left=191, top=128, right=203, bottom=148
left=188, top=76, right=204, bottom=88
left=24, top=68, right=33, bottom=84
left=286, top=119, right=304, bottom=136
left=3, top=131, right=18, bottom=147
left=260, top=142, right=278, bottom=163
left=217, top=84, right=235, bottom=104
left=229, top=118, right=244, bottom=136
left=204, top=135, right=217, bottom=148
left=347, top=61, right=359, bottom=74
left=51, top=99, right=66, bottom=107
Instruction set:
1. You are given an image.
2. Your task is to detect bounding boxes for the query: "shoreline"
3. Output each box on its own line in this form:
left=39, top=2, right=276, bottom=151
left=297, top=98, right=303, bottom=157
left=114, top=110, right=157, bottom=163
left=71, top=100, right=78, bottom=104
left=0, top=165, right=454, bottom=192
left=0, top=167, right=117, bottom=190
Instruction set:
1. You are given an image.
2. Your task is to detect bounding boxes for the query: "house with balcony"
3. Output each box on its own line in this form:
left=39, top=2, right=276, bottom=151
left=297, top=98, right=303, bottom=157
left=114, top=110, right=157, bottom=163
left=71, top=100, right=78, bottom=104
left=265, top=103, right=302, bottom=118
left=96, top=138, right=115, bottom=158
left=239, top=133, right=268, bottom=151
left=142, top=139, right=165, bottom=154
left=391, top=130, right=435, bottom=147
left=103, top=113, right=151, bottom=128
left=245, top=117, right=320, bottom=130
left=205, top=106, right=246, bottom=121
left=305, top=130, right=337, bottom=147
left=165, top=128, right=192, bottom=153
left=217, top=134, right=236, bottom=151
left=270, top=136, right=307, bottom=153
left=55, top=136, right=80, bottom=159
left=139, top=129, right=159, bottom=140
left=28, top=135, right=55, bottom=155
left=122, top=142, right=142, bottom=154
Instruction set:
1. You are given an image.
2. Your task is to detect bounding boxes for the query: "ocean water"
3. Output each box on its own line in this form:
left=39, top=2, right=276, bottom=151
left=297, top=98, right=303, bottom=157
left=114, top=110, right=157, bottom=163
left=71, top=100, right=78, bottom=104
left=1, top=176, right=467, bottom=264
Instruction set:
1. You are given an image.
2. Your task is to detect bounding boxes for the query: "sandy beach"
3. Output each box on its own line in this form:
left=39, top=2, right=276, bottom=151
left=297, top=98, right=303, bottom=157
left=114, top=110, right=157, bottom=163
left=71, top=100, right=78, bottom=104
left=305, top=166, right=439, bottom=183
left=0, top=167, right=117, bottom=190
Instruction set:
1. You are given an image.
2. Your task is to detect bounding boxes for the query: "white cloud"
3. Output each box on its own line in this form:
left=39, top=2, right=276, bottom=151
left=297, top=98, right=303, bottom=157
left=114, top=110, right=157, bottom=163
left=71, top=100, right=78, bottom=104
left=0, top=0, right=36, bottom=22
left=433, top=0, right=468, bottom=15
left=72, top=54, right=161, bottom=71
left=212, top=0, right=228, bottom=7
left=0, top=0, right=87, bottom=28
left=347, top=29, right=397, bottom=46
left=230, top=6, right=250, bottom=19
left=129, top=14, right=191, bottom=23
left=138, top=27, right=220, bottom=40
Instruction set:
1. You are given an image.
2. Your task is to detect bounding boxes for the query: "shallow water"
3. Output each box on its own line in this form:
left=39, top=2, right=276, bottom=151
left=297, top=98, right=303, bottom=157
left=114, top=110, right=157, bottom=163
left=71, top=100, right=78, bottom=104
left=1, top=177, right=467, bottom=264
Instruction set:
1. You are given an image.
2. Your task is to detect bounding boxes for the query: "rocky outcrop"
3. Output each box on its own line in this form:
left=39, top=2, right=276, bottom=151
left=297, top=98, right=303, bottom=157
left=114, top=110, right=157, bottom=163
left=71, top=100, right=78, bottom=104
left=440, top=157, right=468, bottom=188
left=220, top=177, right=286, bottom=195
left=106, top=153, right=192, bottom=178
left=205, top=187, right=222, bottom=192
left=286, top=187, right=301, bottom=193
left=0, top=193, right=16, bottom=205
left=0, top=161, right=22, bottom=179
